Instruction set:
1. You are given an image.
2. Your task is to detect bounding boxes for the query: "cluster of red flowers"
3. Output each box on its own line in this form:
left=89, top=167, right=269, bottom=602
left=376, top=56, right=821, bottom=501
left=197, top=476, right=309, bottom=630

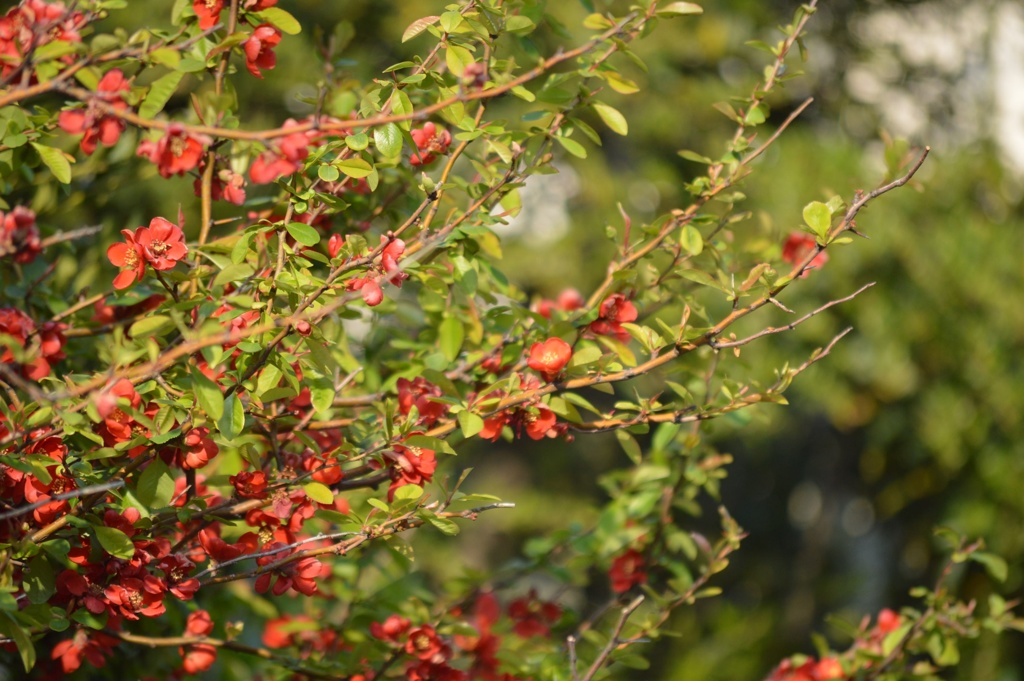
left=533, top=287, right=585, bottom=319
left=0, top=418, right=73, bottom=537
left=0, top=306, right=66, bottom=380
left=0, top=205, right=41, bottom=263
left=192, top=0, right=278, bottom=31
left=106, top=216, right=188, bottom=289
left=58, top=68, right=130, bottom=154
left=0, top=0, right=85, bottom=81
left=479, top=373, right=569, bottom=442
left=137, top=124, right=211, bottom=178
left=249, top=120, right=314, bottom=184
left=765, top=656, right=844, bottom=681
left=608, top=547, right=647, bottom=593
left=243, top=24, right=281, bottom=78
left=180, top=610, right=217, bottom=674
left=410, top=122, right=453, bottom=166
left=398, top=376, right=449, bottom=426
left=347, top=235, right=409, bottom=307
left=387, top=442, right=437, bottom=501
left=589, top=293, right=637, bottom=342
left=782, top=232, right=829, bottom=277
left=526, top=337, right=572, bottom=382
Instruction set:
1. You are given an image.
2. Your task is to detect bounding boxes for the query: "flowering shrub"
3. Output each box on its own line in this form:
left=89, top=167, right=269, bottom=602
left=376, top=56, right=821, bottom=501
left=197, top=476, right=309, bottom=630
left=0, top=0, right=1018, bottom=679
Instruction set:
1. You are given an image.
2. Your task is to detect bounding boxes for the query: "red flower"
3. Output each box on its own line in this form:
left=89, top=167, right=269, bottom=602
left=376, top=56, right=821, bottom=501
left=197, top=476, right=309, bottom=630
left=192, top=0, right=223, bottom=29
left=181, top=426, right=219, bottom=470
left=158, top=554, right=200, bottom=600
left=194, top=167, right=247, bottom=205
left=370, top=614, right=411, bottom=643
left=590, top=293, right=637, bottom=342
left=58, top=69, right=130, bottom=155
left=0, top=307, right=65, bottom=380
left=876, top=608, right=901, bottom=633
left=348, top=277, right=384, bottom=306
left=137, top=124, right=210, bottom=178
left=508, top=590, right=561, bottom=637
left=185, top=609, right=214, bottom=636
left=781, top=232, right=828, bottom=277
left=249, top=124, right=311, bottom=184
left=387, top=444, right=437, bottom=501
left=0, top=206, right=41, bottom=263
left=52, top=630, right=119, bottom=674
left=136, top=216, right=188, bottom=271
left=410, top=122, right=452, bottom=166
left=535, top=288, right=585, bottom=318
left=230, top=470, right=269, bottom=499
left=609, top=547, right=647, bottom=593
left=182, top=643, right=217, bottom=674
left=254, top=544, right=323, bottom=596
left=527, top=337, right=572, bottom=382
left=0, top=1, right=86, bottom=81
left=243, top=24, right=281, bottom=79
left=405, top=625, right=446, bottom=662
left=397, top=377, right=447, bottom=426
left=95, top=378, right=142, bottom=443
left=327, top=233, right=344, bottom=259
left=107, top=228, right=147, bottom=289
left=766, top=657, right=844, bottom=681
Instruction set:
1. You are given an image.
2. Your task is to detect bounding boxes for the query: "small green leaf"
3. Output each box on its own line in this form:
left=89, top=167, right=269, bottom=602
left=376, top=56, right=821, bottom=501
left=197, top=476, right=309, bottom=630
left=93, top=525, right=135, bottom=560
left=336, top=158, right=374, bottom=178
left=802, top=201, right=831, bottom=241
left=677, top=149, right=712, bottom=164
left=0, top=611, right=35, bottom=672
left=374, top=123, right=403, bottom=158
left=426, top=514, right=460, bottom=536
left=743, top=104, right=767, bottom=126
left=30, top=143, right=71, bottom=184
left=680, top=225, right=703, bottom=256
left=616, top=430, right=642, bottom=464
left=445, top=44, right=473, bottom=77
left=286, top=221, right=321, bottom=246
left=457, top=410, right=484, bottom=438
left=136, top=457, right=175, bottom=508
left=139, top=71, right=184, bottom=119
left=971, top=551, right=1008, bottom=583
left=555, top=135, right=587, bottom=158
left=604, top=71, right=639, bottom=95
left=439, top=316, right=464, bottom=362
left=393, top=484, right=423, bottom=502
left=129, top=315, right=173, bottom=338
left=657, top=2, right=703, bottom=16
left=318, top=164, right=340, bottom=182
left=345, top=133, right=369, bottom=151
left=504, top=15, right=535, bottom=34
left=219, top=393, right=245, bottom=441
left=190, top=366, right=224, bottom=421
left=231, top=232, right=253, bottom=264
left=252, top=7, right=301, bottom=34
left=304, top=481, right=334, bottom=505
left=402, top=15, right=440, bottom=43
left=592, top=102, right=628, bottom=135
left=24, top=555, right=56, bottom=605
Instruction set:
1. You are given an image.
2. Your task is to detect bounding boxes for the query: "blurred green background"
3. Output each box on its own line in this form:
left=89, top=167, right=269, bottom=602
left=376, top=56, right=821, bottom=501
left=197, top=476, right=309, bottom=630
left=28, top=0, right=1024, bottom=678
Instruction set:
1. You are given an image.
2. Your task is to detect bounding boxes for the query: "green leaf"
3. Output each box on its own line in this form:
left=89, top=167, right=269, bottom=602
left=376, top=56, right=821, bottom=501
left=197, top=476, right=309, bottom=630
left=426, top=514, right=460, bottom=536
left=457, top=410, right=484, bottom=438
left=318, top=164, right=340, bottom=182
left=439, top=11, right=463, bottom=33
left=219, top=393, right=245, bottom=441
left=136, top=457, right=175, bottom=508
left=336, top=158, right=374, bottom=178
left=402, top=15, right=440, bottom=42
left=190, top=366, right=224, bottom=421
left=345, top=133, right=369, bottom=151
left=403, top=434, right=456, bottom=456
left=743, top=103, right=767, bottom=126
left=129, top=315, right=174, bottom=338
left=394, top=484, right=423, bottom=501
left=604, top=71, right=640, bottom=95
left=677, top=149, right=712, bottom=164
left=30, top=143, right=71, bottom=184
left=231, top=232, right=253, bottom=264
left=0, top=611, right=35, bottom=672
left=286, top=221, right=321, bottom=246
left=593, top=102, right=628, bottom=135
left=93, top=525, right=135, bottom=560
left=680, top=225, right=703, bottom=256
left=439, top=316, right=464, bottom=362
left=802, top=201, right=831, bottom=241
left=374, top=123, right=403, bottom=158
left=304, top=481, right=334, bottom=505
left=24, top=555, right=56, bottom=605
left=971, top=551, right=1008, bottom=583
left=616, top=430, right=643, bottom=465
left=138, top=71, right=184, bottom=119
left=555, top=135, right=587, bottom=159
left=308, top=373, right=336, bottom=414
left=504, top=15, right=535, bottom=34
left=252, top=7, right=302, bottom=34
left=657, top=2, right=703, bottom=16
left=445, top=44, right=473, bottom=77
